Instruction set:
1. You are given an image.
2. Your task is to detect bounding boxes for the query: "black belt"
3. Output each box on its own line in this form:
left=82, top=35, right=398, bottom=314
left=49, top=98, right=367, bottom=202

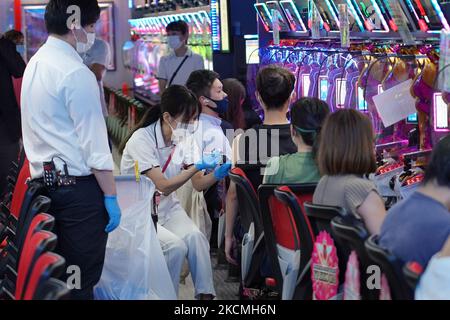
left=31, top=174, right=95, bottom=188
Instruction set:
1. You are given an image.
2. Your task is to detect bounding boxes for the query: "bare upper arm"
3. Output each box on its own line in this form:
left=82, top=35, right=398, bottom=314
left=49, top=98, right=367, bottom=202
left=357, top=190, right=386, bottom=235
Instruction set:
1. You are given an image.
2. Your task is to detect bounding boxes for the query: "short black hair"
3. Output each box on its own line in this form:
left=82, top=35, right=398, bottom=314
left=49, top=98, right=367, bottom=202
left=3, top=30, right=24, bottom=43
left=45, top=0, right=100, bottom=36
left=186, top=70, right=220, bottom=99
left=166, top=20, right=189, bottom=35
left=424, top=135, right=450, bottom=188
left=256, top=65, right=295, bottom=110
left=291, top=97, right=330, bottom=152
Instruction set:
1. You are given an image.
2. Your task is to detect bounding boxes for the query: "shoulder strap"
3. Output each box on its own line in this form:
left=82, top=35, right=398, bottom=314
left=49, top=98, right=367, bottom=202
left=168, top=55, right=189, bottom=86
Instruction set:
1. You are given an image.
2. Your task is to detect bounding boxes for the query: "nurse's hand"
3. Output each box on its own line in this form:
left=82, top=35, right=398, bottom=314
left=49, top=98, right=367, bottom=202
left=194, top=152, right=221, bottom=171
left=104, top=195, right=122, bottom=233
left=214, top=162, right=231, bottom=180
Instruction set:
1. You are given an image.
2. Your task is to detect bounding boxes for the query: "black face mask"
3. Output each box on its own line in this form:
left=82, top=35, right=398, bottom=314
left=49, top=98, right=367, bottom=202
left=205, top=96, right=229, bottom=114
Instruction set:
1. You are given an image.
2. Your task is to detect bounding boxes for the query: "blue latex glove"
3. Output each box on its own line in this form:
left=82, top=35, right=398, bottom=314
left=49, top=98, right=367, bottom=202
left=214, top=162, right=232, bottom=180
left=195, top=152, right=221, bottom=171
left=104, top=195, right=122, bottom=233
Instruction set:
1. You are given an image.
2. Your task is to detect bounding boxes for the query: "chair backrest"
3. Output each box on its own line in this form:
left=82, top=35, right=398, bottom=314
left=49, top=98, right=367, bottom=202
left=303, top=202, right=347, bottom=235
left=10, top=158, right=31, bottom=218
left=15, top=230, right=57, bottom=300
left=33, top=278, right=70, bottom=300
left=331, top=215, right=379, bottom=300
left=19, top=213, right=55, bottom=261
left=271, top=186, right=317, bottom=299
left=364, top=235, right=413, bottom=300
left=229, top=168, right=262, bottom=236
left=16, top=196, right=52, bottom=254
left=23, top=252, right=65, bottom=300
left=303, top=202, right=350, bottom=293
left=403, top=262, right=423, bottom=292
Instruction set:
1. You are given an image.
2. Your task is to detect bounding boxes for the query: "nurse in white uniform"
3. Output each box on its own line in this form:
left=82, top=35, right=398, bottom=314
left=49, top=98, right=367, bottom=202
left=120, top=85, right=231, bottom=299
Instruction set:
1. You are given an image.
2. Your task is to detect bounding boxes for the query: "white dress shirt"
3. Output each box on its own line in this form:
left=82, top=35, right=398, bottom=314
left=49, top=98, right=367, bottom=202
left=157, top=48, right=204, bottom=86
left=21, top=36, right=113, bottom=178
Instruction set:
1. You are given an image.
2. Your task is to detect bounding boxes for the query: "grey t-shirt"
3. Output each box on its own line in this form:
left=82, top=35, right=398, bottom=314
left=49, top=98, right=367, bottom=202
left=313, top=175, right=379, bottom=218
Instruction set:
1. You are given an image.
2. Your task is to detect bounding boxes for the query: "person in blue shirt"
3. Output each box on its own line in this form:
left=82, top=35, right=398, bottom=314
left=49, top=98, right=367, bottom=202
left=379, top=135, right=450, bottom=267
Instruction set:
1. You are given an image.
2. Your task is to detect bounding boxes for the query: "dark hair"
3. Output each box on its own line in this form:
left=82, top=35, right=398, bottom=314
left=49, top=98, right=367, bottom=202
left=223, top=78, right=246, bottom=130
left=291, top=98, right=330, bottom=158
left=186, top=70, right=220, bottom=99
left=318, top=109, right=376, bottom=176
left=45, top=0, right=100, bottom=36
left=256, top=65, right=295, bottom=110
left=424, top=135, right=450, bottom=188
left=3, top=30, right=24, bottom=43
left=166, top=20, right=189, bottom=35
left=120, top=85, right=199, bottom=153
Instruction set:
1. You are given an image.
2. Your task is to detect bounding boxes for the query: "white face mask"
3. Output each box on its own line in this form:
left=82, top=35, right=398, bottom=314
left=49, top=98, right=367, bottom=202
left=73, top=27, right=96, bottom=54
left=168, top=120, right=197, bottom=144
left=167, top=35, right=183, bottom=50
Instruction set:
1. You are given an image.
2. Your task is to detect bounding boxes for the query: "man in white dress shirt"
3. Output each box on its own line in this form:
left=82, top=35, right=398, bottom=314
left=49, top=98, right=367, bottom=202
left=21, top=0, right=121, bottom=300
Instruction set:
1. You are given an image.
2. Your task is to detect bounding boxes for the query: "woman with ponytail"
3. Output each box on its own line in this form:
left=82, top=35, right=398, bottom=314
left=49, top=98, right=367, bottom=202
left=120, top=85, right=231, bottom=300
left=263, top=97, right=329, bottom=184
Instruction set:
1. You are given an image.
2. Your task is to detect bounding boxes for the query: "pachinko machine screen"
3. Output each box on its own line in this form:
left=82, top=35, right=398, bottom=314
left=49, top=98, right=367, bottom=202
left=434, top=93, right=449, bottom=131
left=400, top=0, right=450, bottom=32
left=336, top=78, right=347, bottom=108
left=347, top=0, right=391, bottom=32
left=23, top=3, right=116, bottom=68
left=128, top=9, right=213, bottom=96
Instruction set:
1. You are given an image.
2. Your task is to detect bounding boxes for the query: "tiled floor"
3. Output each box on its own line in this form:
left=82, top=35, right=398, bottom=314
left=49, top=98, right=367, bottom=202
left=178, top=254, right=240, bottom=300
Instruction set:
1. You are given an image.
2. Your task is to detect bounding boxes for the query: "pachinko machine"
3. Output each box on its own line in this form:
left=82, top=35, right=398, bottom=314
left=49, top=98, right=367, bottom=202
left=250, top=0, right=450, bottom=199
left=125, top=5, right=213, bottom=103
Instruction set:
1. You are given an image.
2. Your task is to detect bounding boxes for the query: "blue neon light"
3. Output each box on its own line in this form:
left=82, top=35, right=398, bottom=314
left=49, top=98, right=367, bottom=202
left=210, top=0, right=221, bottom=51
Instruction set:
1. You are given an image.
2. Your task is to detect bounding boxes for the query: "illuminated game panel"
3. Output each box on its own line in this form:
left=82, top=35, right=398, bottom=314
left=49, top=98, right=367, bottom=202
left=255, top=3, right=274, bottom=32
left=302, top=74, right=311, bottom=97
left=279, top=0, right=307, bottom=32
left=319, top=76, right=328, bottom=101
left=434, top=93, right=450, bottom=131
left=357, top=84, right=368, bottom=111
left=336, top=78, right=347, bottom=108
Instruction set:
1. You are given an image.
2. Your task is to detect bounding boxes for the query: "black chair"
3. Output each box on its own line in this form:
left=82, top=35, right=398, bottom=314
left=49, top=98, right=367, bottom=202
left=263, top=185, right=316, bottom=300
left=331, top=215, right=379, bottom=300
left=23, top=252, right=67, bottom=300
left=229, top=168, right=266, bottom=298
left=16, top=195, right=51, bottom=256
left=403, top=262, right=423, bottom=292
left=303, top=202, right=350, bottom=290
left=365, top=235, right=414, bottom=300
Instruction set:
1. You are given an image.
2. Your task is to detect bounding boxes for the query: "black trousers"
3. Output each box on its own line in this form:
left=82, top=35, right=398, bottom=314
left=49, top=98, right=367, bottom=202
left=0, top=141, right=19, bottom=197
left=47, top=176, right=108, bottom=300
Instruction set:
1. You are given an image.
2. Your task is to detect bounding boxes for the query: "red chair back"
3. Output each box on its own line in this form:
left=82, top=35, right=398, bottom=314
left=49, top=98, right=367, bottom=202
left=23, top=252, right=65, bottom=300
left=258, top=184, right=316, bottom=299
left=15, top=230, right=57, bottom=300
left=10, top=158, right=30, bottom=218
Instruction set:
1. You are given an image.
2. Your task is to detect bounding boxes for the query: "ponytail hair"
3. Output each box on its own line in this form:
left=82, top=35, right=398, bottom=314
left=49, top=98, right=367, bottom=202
left=290, top=97, right=330, bottom=158
left=119, top=85, right=199, bottom=153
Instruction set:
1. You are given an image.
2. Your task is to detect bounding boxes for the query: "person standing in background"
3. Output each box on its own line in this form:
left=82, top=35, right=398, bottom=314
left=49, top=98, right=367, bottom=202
left=21, top=0, right=121, bottom=300
left=83, top=37, right=111, bottom=117
left=157, top=20, right=204, bottom=95
left=0, top=30, right=26, bottom=198
left=222, top=78, right=246, bottom=130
